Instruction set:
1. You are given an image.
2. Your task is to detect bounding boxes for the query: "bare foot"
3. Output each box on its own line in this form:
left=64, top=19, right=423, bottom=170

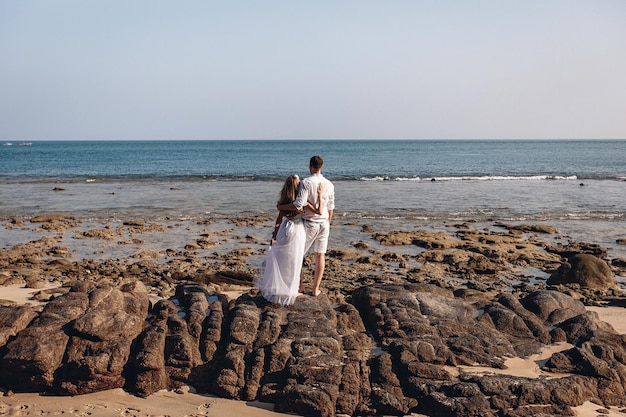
left=312, top=289, right=321, bottom=297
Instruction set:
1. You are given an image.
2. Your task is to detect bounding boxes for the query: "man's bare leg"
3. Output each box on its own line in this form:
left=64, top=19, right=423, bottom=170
left=311, top=252, right=325, bottom=296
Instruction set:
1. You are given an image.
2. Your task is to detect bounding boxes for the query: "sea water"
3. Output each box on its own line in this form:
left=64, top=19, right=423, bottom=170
left=1, top=139, right=625, bottom=258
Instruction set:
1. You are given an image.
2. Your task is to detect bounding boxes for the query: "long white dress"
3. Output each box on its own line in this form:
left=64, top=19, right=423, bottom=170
left=256, top=216, right=306, bottom=306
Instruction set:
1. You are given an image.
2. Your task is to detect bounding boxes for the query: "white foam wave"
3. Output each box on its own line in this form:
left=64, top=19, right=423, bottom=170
left=359, top=175, right=579, bottom=182
left=393, top=177, right=422, bottom=181
left=561, top=212, right=624, bottom=220
left=360, top=176, right=391, bottom=181
left=359, top=176, right=421, bottom=181
left=432, top=175, right=578, bottom=181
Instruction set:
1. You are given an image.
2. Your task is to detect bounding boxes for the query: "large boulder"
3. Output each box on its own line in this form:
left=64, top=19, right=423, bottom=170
left=520, top=290, right=587, bottom=325
left=129, top=284, right=227, bottom=397
left=1, top=288, right=90, bottom=391
left=351, top=283, right=618, bottom=416
left=545, top=317, right=626, bottom=406
left=56, top=281, right=150, bottom=395
left=548, top=254, right=615, bottom=289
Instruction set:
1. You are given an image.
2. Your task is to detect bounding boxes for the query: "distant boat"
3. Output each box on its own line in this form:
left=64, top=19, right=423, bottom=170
left=17, top=142, right=32, bottom=146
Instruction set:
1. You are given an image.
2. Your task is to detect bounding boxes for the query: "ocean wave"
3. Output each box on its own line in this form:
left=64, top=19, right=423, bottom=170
left=4, top=173, right=626, bottom=185
left=560, top=212, right=625, bottom=221
left=356, top=175, right=579, bottom=182
left=341, top=209, right=625, bottom=222
left=359, top=176, right=421, bottom=181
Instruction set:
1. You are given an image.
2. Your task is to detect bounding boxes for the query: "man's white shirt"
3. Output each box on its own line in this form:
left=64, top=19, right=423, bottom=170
left=293, top=173, right=335, bottom=222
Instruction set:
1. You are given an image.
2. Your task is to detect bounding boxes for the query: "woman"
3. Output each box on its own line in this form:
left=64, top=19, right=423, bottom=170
left=256, top=175, right=322, bottom=306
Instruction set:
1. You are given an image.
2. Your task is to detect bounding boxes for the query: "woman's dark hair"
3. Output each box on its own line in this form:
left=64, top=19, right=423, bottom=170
left=278, top=175, right=300, bottom=205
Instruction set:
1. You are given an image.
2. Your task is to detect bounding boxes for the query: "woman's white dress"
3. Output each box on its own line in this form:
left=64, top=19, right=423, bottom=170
left=256, top=216, right=306, bottom=306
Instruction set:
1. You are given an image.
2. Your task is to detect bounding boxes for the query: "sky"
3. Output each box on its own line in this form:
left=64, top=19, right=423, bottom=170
left=1, top=1, right=625, bottom=140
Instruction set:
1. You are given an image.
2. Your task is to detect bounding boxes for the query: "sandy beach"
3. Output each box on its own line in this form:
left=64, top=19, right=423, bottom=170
left=2, top=383, right=624, bottom=417
left=0, top=387, right=296, bottom=417
left=1, top=215, right=626, bottom=417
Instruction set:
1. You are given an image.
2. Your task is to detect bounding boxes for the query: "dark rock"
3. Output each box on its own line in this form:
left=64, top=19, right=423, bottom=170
left=480, top=302, right=542, bottom=357
left=56, top=281, right=149, bottom=395
left=333, top=303, right=372, bottom=416
left=418, top=381, right=494, bottom=417
left=499, top=223, right=558, bottom=234
left=520, top=290, right=587, bottom=325
left=1, top=290, right=90, bottom=391
left=130, top=285, right=227, bottom=397
left=555, top=311, right=617, bottom=345
left=545, top=242, right=608, bottom=261
left=127, top=307, right=170, bottom=397
left=612, top=258, right=626, bottom=268
left=30, top=214, right=67, bottom=223
left=211, top=300, right=261, bottom=399
left=372, top=230, right=460, bottom=249
left=496, top=294, right=553, bottom=344
left=353, top=283, right=518, bottom=367
left=273, top=297, right=344, bottom=417
left=3, top=280, right=626, bottom=417
left=417, top=249, right=508, bottom=279
left=0, top=305, right=38, bottom=347
left=548, top=254, right=615, bottom=289
left=369, top=353, right=418, bottom=415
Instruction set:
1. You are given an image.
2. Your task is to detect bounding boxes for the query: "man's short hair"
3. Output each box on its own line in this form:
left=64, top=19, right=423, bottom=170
left=310, top=156, right=324, bottom=170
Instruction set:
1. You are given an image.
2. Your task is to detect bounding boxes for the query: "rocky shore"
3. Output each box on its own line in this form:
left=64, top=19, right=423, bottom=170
left=1, top=215, right=626, bottom=417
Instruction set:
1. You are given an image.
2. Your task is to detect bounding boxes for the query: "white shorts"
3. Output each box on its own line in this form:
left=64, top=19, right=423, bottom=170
left=303, top=220, right=330, bottom=254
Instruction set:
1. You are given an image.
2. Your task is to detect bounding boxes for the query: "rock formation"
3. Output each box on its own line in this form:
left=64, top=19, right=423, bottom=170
left=2, top=280, right=626, bottom=417
left=548, top=253, right=615, bottom=289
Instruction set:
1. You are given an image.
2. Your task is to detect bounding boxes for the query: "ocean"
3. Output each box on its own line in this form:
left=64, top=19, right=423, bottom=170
left=1, top=139, right=625, bottom=259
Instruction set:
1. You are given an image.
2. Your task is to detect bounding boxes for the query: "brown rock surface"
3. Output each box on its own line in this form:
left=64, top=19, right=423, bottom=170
left=2, top=281, right=626, bottom=416
left=548, top=253, right=615, bottom=289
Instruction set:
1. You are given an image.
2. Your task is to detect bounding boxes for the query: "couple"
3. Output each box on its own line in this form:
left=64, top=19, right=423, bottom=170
left=256, top=156, right=335, bottom=306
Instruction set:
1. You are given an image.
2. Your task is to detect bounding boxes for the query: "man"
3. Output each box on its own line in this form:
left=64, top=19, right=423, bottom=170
left=278, top=155, right=335, bottom=296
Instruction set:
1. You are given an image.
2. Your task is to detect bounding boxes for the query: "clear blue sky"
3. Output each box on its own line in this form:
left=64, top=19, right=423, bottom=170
left=1, top=0, right=625, bottom=140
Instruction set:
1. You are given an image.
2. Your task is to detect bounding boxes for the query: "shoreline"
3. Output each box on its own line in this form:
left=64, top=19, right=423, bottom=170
left=3, top=392, right=620, bottom=417
left=0, top=387, right=298, bottom=417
